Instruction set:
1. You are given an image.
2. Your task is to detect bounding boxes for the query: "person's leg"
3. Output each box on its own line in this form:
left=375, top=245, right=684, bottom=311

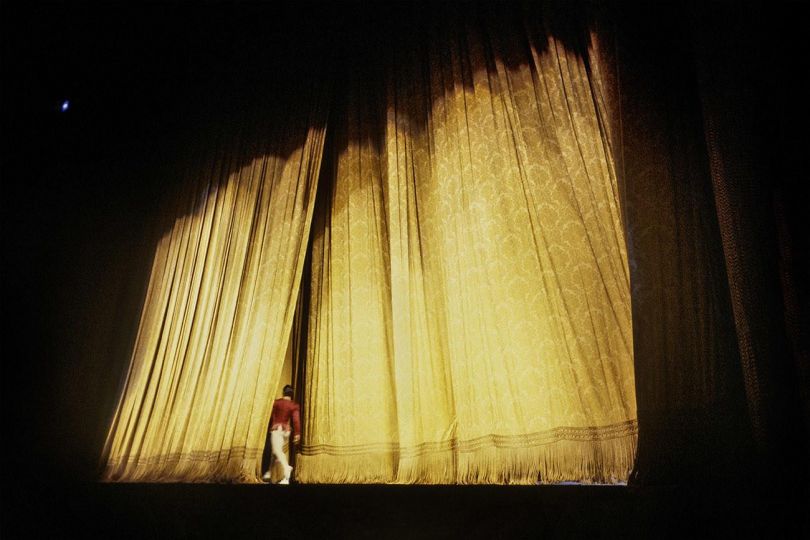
left=263, top=429, right=282, bottom=481
left=270, top=429, right=289, bottom=475
left=280, top=431, right=293, bottom=483
left=271, top=429, right=293, bottom=484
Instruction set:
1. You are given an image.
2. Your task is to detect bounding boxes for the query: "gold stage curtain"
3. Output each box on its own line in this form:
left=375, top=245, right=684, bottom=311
left=101, top=88, right=328, bottom=482
left=298, top=8, right=637, bottom=484
left=298, top=76, right=401, bottom=482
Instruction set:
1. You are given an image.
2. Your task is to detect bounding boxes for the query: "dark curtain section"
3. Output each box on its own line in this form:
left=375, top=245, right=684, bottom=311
left=599, top=1, right=809, bottom=488
left=599, top=3, right=753, bottom=485
left=691, top=2, right=810, bottom=483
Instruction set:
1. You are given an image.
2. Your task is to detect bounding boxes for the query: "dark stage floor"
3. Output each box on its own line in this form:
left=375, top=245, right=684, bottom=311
left=3, top=481, right=808, bottom=538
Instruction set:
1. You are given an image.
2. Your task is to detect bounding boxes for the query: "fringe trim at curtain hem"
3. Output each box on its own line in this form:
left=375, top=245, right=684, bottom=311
left=103, top=446, right=265, bottom=483
left=103, top=422, right=638, bottom=484
left=297, top=421, right=638, bottom=484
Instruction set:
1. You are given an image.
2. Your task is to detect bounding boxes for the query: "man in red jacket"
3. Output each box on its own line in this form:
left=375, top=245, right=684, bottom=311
left=262, top=384, right=301, bottom=484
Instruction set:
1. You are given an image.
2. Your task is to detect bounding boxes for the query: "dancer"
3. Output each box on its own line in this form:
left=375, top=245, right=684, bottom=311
left=262, top=384, right=301, bottom=484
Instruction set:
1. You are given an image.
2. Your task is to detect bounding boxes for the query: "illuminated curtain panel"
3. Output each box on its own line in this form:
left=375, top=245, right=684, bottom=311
left=300, top=8, right=636, bottom=484
left=297, top=78, right=401, bottom=482
left=383, top=34, right=467, bottom=484
left=394, top=13, right=636, bottom=483
left=101, top=88, right=328, bottom=482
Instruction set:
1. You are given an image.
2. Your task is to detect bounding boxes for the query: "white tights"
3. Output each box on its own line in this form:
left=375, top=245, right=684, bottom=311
left=270, top=428, right=292, bottom=483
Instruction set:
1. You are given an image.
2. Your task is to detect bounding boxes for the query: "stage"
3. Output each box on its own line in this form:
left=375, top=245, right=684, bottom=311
left=4, top=481, right=807, bottom=538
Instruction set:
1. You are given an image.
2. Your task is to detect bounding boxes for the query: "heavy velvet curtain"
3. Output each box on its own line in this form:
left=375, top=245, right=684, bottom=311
left=297, top=5, right=636, bottom=484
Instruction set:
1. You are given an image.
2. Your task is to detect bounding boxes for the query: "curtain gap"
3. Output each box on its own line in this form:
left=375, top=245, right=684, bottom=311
left=288, top=111, right=337, bottom=472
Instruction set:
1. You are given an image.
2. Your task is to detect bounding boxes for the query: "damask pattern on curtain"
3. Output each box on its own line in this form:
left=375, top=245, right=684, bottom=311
left=298, top=74, right=401, bottom=482
left=297, top=7, right=636, bottom=484
left=101, top=83, right=328, bottom=482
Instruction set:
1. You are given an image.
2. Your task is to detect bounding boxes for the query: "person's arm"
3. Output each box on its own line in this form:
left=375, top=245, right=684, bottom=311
left=292, top=405, right=301, bottom=443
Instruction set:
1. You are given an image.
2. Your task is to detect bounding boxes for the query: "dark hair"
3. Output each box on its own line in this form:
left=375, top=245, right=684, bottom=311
left=283, top=385, right=294, bottom=397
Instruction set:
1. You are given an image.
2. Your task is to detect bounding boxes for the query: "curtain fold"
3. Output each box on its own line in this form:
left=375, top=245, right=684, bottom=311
left=298, top=5, right=636, bottom=484
left=101, top=80, right=329, bottom=482
left=298, top=72, right=401, bottom=482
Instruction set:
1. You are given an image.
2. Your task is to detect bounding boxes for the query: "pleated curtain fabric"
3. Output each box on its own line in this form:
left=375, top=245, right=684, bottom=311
left=102, top=6, right=637, bottom=485
left=101, top=84, right=329, bottom=482
left=299, top=75, right=401, bottom=481
left=297, top=9, right=637, bottom=484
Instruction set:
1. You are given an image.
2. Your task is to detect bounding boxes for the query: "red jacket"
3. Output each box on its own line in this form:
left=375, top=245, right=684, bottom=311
left=270, top=397, right=301, bottom=437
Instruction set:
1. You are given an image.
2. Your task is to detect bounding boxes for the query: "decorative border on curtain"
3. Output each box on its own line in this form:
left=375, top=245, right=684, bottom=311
left=298, top=420, right=637, bottom=484
left=106, top=446, right=264, bottom=467
left=301, top=420, right=638, bottom=457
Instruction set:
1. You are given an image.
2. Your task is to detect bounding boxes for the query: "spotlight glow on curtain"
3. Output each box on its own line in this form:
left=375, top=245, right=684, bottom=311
left=297, top=13, right=637, bottom=484
left=101, top=91, right=328, bottom=482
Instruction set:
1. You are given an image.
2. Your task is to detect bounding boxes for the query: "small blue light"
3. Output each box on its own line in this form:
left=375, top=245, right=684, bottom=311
left=60, top=100, right=70, bottom=112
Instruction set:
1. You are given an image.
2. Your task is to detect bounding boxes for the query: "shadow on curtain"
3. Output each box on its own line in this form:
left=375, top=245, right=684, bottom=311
left=593, top=1, right=809, bottom=488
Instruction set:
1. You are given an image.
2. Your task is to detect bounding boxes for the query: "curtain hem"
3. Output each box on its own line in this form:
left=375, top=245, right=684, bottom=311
left=297, top=420, right=638, bottom=484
